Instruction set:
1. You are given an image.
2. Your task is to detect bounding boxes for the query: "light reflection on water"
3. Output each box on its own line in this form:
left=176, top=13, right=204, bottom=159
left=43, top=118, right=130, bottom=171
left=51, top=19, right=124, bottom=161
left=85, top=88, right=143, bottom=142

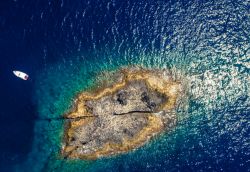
left=16, top=0, right=249, bottom=171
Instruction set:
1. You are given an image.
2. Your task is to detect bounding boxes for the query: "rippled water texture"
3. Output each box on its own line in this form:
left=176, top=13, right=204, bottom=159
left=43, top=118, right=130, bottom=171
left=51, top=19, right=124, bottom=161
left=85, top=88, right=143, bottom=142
left=15, top=0, right=249, bottom=171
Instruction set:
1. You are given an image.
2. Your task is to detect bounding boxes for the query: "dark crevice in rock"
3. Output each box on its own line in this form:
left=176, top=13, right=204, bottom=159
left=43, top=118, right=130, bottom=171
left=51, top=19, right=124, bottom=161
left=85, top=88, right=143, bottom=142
left=37, top=115, right=97, bottom=122
left=113, top=110, right=153, bottom=115
left=123, top=128, right=134, bottom=137
left=85, top=105, right=93, bottom=113
left=81, top=142, right=87, bottom=145
left=62, top=146, right=79, bottom=159
left=141, top=92, right=150, bottom=103
left=116, top=91, right=128, bottom=105
left=70, top=137, right=76, bottom=142
left=141, top=92, right=157, bottom=110
left=148, top=102, right=156, bottom=110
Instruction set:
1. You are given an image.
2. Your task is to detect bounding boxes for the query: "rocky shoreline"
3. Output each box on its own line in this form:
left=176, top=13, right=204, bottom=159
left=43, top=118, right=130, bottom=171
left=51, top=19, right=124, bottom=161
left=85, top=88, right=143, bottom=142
left=61, top=68, right=183, bottom=160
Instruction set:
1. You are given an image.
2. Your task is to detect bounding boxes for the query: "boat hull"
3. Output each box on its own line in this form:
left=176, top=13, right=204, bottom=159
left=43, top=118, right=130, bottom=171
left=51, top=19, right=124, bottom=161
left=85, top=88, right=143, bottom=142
left=13, top=71, right=29, bottom=80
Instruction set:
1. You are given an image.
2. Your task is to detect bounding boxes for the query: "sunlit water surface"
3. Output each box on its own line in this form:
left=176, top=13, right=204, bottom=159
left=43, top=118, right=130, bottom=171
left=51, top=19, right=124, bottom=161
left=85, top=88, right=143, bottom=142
left=14, top=0, right=250, bottom=171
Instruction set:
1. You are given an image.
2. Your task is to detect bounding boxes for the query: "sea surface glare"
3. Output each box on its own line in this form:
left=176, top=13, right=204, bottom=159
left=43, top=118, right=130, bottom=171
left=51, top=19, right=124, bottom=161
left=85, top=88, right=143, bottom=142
left=0, top=0, right=249, bottom=172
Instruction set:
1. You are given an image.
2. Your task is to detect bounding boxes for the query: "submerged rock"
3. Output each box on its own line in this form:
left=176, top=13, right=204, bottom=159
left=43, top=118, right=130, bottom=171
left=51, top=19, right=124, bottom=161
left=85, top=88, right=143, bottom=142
left=61, top=68, right=183, bottom=159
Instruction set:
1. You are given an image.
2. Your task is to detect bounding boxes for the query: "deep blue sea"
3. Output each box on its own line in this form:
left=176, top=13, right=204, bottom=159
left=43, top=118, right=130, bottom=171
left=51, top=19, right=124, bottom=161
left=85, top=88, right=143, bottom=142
left=0, top=0, right=249, bottom=171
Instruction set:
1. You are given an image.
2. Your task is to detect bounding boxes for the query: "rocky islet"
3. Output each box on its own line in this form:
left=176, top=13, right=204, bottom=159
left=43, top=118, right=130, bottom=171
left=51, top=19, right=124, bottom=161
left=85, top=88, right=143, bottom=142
left=61, top=68, right=184, bottom=159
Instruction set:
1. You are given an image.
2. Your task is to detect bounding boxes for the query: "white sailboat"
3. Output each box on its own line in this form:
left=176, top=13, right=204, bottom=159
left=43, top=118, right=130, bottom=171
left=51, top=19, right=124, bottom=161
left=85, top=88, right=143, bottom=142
left=13, top=70, right=29, bottom=80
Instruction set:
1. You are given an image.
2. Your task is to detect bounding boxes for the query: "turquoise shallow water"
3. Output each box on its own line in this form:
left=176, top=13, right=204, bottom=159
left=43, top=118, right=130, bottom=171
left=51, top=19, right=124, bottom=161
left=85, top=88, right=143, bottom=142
left=11, top=0, right=250, bottom=171
left=16, top=49, right=249, bottom=172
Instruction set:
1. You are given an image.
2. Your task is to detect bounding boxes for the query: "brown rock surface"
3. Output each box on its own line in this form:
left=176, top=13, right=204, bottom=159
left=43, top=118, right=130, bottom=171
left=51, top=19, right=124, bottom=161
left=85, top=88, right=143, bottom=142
left=61, top=68, right=182, bottom=159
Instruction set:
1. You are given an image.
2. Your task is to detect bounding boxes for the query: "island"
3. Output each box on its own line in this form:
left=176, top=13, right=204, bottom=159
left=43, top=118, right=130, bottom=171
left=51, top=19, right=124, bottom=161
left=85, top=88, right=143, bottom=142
left=61, top=67, right=183, bottom=160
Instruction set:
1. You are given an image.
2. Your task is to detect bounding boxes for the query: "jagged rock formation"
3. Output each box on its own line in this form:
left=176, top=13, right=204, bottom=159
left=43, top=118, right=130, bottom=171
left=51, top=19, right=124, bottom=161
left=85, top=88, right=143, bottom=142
left=61, top=68, right=183, bottom=159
